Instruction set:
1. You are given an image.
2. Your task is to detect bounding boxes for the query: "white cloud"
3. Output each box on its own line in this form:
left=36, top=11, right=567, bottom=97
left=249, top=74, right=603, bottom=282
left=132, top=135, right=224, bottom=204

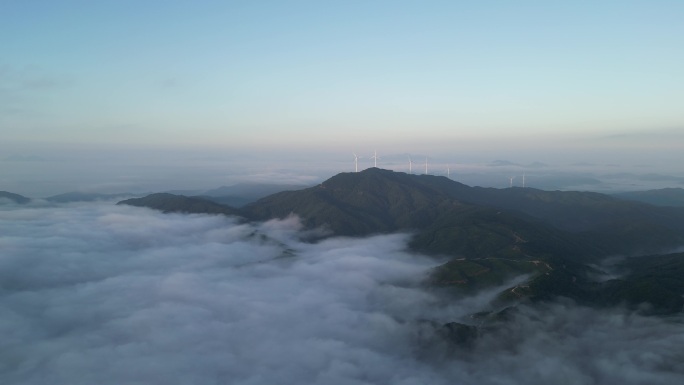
left=0, top=202, right=683, bottom=385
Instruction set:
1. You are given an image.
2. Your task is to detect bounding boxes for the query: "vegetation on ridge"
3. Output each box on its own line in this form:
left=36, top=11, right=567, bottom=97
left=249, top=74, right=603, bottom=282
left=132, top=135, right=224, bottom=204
left=116, top=168, right=684, bottom=316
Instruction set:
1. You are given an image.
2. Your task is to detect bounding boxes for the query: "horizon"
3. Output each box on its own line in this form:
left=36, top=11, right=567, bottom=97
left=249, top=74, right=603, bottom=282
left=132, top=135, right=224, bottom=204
left=2, top=1, right=684, bottom=197
left=4, top=158, right=684, bottom=199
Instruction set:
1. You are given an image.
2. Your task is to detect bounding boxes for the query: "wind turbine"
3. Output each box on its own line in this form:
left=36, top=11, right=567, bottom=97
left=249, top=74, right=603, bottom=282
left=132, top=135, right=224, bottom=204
left=352, top=153, right=361, bottom=172
left=408, top=155, right=413, bottom=174
left=371, top=150, right=379, bottom=168
left=424, top=157, right=428, bottom=175
left=509, top=176, right=515, bottom=188
left=446, top=165, right=451, bottom=179
left=522, top=173, right=526, bottom=188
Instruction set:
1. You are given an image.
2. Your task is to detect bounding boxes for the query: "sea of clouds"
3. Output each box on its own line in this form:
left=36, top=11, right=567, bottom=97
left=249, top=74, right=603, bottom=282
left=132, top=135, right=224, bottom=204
left=1, top=201, right=683, bottom=385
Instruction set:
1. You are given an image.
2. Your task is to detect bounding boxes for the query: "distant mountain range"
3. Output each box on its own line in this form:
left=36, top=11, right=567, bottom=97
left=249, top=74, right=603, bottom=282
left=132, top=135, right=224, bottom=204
left=119, top=193, right=242, bottom=217
left=0, top=182, right=309, bottom=206
left=199, top=182, right=309, bottom=207
left=130, top=183, right=310, bottom=207
left=45, top=192, right=140, bottom=203
left=613, top=187, right=684, bottom=207
left=487, top=160, right=549, bottom=168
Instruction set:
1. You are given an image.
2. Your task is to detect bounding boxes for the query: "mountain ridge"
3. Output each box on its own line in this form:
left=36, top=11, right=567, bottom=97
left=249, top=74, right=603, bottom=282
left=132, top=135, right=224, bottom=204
left=117, top=193, right=242, bottom=217
left=116, top=168, right=684, bottom=315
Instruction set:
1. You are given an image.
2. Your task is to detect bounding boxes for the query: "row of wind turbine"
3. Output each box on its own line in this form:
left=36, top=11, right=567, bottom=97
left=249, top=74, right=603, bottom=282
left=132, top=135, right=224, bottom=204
left=406, top=154, right=428, bottom=175
left=351, top=152, right=453, bottom=179
left=508, top=173, right=527, bottom=188
left=353, top=150, right=380, bottom=170
left=352, top=150, right=381, bottom=172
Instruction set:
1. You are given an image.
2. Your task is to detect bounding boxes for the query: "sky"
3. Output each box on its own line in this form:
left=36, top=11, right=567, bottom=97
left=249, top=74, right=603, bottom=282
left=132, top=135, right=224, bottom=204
left=2, top=201, right=683, bottom=384
left=2, top=0, right=684, bottom=195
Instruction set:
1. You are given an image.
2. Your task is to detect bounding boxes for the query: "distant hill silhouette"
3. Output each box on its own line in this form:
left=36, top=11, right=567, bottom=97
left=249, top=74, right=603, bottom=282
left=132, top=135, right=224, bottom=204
left=46, top=192, right=139, bottom=203
left=200, top=182, right=309, bottom=207
left=0, top=191, right=31, bottom=204
left=117, top=193, right=242, bottom=217
left=613, top=188, right=684, bottom=207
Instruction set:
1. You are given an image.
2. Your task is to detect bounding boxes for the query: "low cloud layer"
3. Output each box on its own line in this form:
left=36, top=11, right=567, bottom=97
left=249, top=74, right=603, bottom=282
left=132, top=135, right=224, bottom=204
left=1, top=202, right=683, bottom=385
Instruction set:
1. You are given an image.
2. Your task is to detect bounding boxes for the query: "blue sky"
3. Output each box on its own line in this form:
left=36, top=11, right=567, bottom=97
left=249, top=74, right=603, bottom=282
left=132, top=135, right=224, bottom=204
left=2, top=1, right=684, bottom=195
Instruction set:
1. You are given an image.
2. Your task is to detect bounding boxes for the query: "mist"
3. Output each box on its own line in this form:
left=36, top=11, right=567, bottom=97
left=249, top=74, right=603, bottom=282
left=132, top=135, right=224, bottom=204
left=1, top=202, right=683, bottom=385
left=3, top=140, right=684, bottom=198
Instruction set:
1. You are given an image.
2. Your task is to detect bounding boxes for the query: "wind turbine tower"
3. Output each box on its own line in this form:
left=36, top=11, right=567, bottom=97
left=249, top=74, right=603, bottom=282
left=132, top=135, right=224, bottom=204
left=371, top=150, right=379, bottom=168
left=353, top=153, right=361, bottom=172
left=408, top=155, right=413, bottom=174
left=425, top=157, right=428, bottom=175
left=522, top=173, right=526, bottom=188
left=509, top=176, right=515, bottom=188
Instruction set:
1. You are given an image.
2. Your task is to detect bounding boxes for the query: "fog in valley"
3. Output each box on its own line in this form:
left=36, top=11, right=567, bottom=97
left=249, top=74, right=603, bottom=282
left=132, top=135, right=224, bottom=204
left=2, top=201, right=683, bottom=385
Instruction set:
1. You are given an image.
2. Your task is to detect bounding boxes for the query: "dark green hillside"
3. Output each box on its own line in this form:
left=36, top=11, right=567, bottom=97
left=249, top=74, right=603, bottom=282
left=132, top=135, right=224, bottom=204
left=614, top=188, right=684, bottom=207
left=600, top=252, right=684, bottom=314
left=410, top=207, right=604, bottom=260
left=245, top=168, right=604, bottom=260
left=429, top=257, right=550, bottom=292
left=450, top=185, right=684, bottom=255
left=243, top=168, right=684, bottom=313
left=245, top=168, right=684, bottom=258
left=244, top=168, right=468, bottom=236
left=431, top=254, right=602, bottom=303
left=452, top=185, right=684, bottom=232
left=200, top=183, right=309, bottom=207
left=47, top=192, right=137, bottom=203
left=0, top=191, right=31, bottom=204
left=432, top=252, right=684, bottom=315
left=117, top=193, right=241, bottom=216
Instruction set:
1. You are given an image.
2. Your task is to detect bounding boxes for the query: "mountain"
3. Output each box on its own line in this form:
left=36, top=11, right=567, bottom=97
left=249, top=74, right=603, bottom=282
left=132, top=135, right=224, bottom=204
left=600, top=252, right=684, bottom=314
left=487, top=160, right=520, bottom=167
left=46, top=192, right=140, bottom=203
left=117, top=193, right=242, bottom=217
left=613, top=188, right=684, bottom=207
left=244, top=168, right=684, bottom=257
left=200, top=183, right=309, bottom=207
left=243, top=168, right=574, bottom=261
left=434, top=251, right=684, bottom=316
left=240, top=168, right=684, bottom=314
left=0, top=191, right=31, bottom=204
left=203, top=182, right=308, bottom=198
left=117, top=168, right=684, bottom=315
left=442, top=185, right=684, bottom=255
left=120, top=168, right=684, bottom=260
left=485, top=160, right=548, bottom=168
left=244, top=168, right=464, bottom=236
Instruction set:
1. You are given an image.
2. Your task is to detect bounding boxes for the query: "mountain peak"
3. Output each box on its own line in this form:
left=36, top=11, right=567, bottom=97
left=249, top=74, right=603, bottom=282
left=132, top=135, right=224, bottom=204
left=322, top=167, right=468, bottom=191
